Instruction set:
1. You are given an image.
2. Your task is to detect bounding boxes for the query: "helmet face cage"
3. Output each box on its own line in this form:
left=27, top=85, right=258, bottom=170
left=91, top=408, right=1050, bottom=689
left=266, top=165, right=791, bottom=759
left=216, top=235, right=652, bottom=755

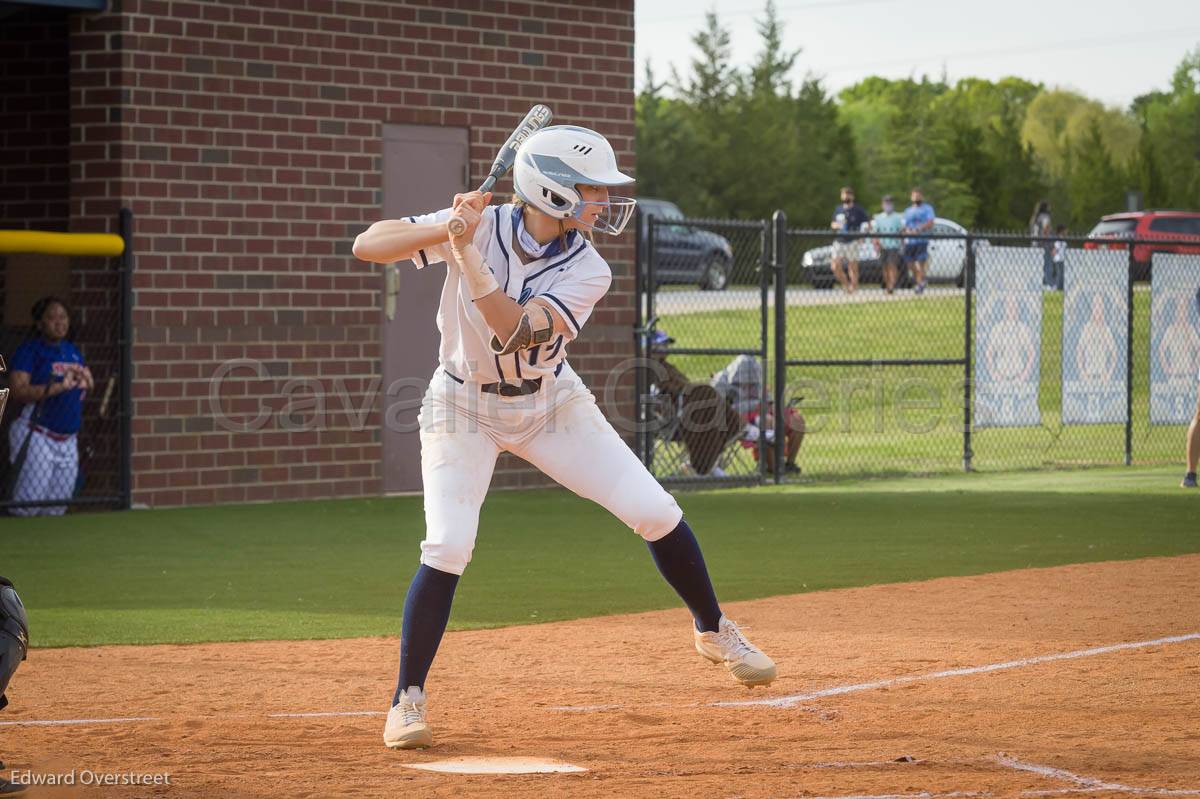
left=570, top=195, right=637, bottom=236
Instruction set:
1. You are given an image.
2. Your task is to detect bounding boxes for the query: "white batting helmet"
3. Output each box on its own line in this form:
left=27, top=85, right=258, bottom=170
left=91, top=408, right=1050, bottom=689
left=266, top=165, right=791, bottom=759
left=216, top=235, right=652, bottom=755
left=512, top=125, right=636, bottom=236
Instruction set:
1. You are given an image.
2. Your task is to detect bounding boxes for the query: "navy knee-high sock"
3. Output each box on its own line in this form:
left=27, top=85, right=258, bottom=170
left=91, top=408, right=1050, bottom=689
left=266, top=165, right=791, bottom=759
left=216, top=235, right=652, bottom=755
left=646, top=519, right=723, bottom=633
left=394, top=564, right=459, bottom=704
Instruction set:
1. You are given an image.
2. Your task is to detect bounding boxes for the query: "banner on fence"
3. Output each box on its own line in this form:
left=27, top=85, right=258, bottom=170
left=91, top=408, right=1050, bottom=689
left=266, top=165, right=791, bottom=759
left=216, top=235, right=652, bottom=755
left=1061, top=250, right=1128, bottom=424
left=974, top=247, right=1043, bottom=428
left=1149, top=254, right=1200, bottom=425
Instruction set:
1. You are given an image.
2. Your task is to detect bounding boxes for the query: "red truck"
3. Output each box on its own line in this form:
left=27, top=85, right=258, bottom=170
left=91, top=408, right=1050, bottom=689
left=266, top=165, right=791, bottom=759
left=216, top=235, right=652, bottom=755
left=1084, top=210, right=1200, bottom=280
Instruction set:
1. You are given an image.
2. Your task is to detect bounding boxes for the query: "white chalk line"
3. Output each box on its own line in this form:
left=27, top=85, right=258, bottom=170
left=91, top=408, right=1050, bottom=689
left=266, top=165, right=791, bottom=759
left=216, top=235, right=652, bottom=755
left=998, top=753, right=1133, bottom=791
left=1022, top=787, right=1200, bottom=791
left=715, top=631, right=1200, bottom=709
left=749, top=753, right=1200, bottom=799
left=996, top=754, right=1200, bottom=796
left=0, top=716, right=158, bottom=727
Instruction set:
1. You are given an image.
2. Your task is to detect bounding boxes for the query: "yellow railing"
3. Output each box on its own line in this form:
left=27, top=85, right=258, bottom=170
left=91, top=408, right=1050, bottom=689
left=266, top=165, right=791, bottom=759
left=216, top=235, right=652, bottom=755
left=0, top=230, right=125, bottom=257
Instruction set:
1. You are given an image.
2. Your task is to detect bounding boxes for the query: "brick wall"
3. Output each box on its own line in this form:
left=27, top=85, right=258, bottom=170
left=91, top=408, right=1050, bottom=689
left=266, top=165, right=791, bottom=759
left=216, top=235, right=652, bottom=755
left=68, top=0, right=635, bottom=506
left=0, top=6, right=71, bottom=231
left=0, top=6, right=122, bottom=502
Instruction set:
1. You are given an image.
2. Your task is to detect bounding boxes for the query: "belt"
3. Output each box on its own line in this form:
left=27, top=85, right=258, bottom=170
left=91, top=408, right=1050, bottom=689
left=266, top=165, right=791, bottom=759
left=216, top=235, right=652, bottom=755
left=31, top=423, right=73, bottom=442
left=481, top=377, right=542, bottom=397
left=443, top=369, right=549, bottom=397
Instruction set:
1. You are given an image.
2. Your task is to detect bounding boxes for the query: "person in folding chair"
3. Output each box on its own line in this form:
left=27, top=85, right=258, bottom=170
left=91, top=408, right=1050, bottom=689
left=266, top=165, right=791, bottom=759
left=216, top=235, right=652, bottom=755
left=647, top=331, right=742, bottom=478
left=711, top=355, right=805, bottom=475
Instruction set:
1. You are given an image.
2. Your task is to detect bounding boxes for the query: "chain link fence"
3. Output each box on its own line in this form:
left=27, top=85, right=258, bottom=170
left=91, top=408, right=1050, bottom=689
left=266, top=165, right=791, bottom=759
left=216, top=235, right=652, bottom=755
left=967, top=231, right=1195, bottom=474
left=781, top=224, right=970, bottom=478
left=635, top=216, right=770, bottom=484
left=638, top=210, right=1200, bottom=484
left=0, top=212, right=131, bottom=514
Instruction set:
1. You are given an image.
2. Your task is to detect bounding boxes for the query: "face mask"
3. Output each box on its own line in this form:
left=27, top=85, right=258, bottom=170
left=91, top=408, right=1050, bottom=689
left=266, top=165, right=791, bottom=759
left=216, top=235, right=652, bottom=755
left=913, top=199, right=923, bottom=206
left=883, top=203, right=894, bottom=213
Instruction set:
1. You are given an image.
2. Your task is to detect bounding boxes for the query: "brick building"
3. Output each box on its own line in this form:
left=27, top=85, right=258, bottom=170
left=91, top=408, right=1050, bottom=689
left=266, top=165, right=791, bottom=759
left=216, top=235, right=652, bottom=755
left=1, top=0, right=637, bottom=507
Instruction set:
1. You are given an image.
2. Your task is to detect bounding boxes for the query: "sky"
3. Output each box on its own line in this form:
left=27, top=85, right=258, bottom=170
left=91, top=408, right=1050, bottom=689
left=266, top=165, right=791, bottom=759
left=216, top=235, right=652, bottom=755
left=634, top=0, right=1200, bottom=109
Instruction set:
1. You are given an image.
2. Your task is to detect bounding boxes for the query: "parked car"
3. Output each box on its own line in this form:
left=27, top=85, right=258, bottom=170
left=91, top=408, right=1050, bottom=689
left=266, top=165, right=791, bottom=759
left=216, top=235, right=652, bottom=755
left=799, top=218, right=978, bottom=289
left=1084, top=210, right=1200, bottom=280
left=637, top=198, right=734, bottom=291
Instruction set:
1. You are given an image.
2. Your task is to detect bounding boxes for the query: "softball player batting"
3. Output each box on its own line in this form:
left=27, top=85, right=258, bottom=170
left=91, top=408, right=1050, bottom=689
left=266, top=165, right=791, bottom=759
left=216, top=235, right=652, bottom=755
left=354, top=125, right=775, bottom=750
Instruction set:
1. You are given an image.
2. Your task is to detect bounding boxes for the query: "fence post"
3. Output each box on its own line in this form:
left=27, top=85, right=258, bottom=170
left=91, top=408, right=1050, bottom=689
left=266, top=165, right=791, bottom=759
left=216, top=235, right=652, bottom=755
left=963, top=232, right=974, bottom=472
left=118, top=207, right=133, bottom=510
left=633, top=208, right=645, bottom=468
left=643, top=215, right=657, bottom=470
left=772, top=210, right=787, bottom=485
left=758, top=219, right=771, bottom=483
left=1125, top=243, right=1135, bottom=466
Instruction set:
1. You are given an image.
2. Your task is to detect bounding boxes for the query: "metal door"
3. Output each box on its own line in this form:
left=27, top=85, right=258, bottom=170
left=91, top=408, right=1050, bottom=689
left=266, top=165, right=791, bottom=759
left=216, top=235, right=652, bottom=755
left=380, top=124, right=469, bottom=492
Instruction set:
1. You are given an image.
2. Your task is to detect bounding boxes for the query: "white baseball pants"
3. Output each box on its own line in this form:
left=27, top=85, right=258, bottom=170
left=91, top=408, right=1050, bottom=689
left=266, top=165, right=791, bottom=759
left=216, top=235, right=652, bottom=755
left=7, top=408, right=78, bottom=517
left=417, top=363, right=683, bottom=575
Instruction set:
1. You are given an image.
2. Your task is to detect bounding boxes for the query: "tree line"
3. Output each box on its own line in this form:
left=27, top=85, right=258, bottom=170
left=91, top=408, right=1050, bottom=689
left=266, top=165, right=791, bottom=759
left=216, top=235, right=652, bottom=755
left=635, top=2, right=1200, bottom=231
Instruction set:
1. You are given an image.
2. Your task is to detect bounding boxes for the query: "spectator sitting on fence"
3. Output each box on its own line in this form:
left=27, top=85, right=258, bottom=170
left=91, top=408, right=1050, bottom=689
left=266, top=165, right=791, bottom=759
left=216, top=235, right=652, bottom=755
left=4, top=296, right=93, bottom=516
left=872, top=194, right=905, bottom=294
left=902, top=187, right=936, bottom=295
left=830, top=186, right=870, bottom=294
left=710, top=354, right=805, bottom=475
left=648, top=331, right=742, bottom=478
left=1049, top=225, right=1067, bottom=292
left=1182, top=287, right=1200, bottom=489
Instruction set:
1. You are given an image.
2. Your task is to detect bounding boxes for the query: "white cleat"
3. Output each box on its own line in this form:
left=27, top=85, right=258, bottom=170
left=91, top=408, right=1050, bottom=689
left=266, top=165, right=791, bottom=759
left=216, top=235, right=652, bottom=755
left=694, top=615, right=777, bottom=687
left=383, top=686, right=433, bottom=749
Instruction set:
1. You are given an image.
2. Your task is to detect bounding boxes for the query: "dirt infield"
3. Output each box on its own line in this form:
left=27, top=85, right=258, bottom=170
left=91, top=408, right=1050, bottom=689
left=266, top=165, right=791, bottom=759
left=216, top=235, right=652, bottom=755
left=5, top=555, right=1199, bottom=798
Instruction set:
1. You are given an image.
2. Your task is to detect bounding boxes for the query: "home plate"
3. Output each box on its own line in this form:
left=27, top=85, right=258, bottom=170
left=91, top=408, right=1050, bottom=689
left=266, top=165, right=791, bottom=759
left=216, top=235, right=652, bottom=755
left=402, top=756, right=587, bottom=775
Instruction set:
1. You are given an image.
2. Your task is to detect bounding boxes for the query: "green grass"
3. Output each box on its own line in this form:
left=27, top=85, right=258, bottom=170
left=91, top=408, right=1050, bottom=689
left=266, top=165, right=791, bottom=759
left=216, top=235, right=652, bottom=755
left=656, top=287, right=1184, bottom=478
left=6, top=466, right=1197, bottom=647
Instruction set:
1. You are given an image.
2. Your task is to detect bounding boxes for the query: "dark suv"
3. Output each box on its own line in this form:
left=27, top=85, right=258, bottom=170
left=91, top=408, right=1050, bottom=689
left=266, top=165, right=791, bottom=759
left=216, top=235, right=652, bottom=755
left=1084, top=210, right=1200, bottom=279
left=637, top=198, right=734, bottom=291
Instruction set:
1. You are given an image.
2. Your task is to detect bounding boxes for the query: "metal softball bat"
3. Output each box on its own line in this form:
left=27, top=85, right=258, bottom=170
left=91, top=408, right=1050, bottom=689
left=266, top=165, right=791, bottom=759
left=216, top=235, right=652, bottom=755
left=447, top=104, right=553, bottom=236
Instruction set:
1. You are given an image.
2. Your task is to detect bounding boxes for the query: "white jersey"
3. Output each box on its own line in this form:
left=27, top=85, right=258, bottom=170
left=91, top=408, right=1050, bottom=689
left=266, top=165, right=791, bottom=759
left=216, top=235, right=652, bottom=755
left=406, top=203, right=611, bottom=384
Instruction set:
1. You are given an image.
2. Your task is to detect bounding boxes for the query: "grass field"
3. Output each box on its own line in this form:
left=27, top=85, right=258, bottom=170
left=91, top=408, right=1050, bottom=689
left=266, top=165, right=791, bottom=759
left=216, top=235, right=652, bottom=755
left=6, top=466, right=1196, bottom=648
left=654, top=287, right=1186, bottom=478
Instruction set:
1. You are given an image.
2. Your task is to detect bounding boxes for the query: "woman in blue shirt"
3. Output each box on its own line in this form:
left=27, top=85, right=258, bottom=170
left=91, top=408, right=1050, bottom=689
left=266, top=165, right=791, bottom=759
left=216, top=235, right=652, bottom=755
left=6, top=296, right=93, bottom=516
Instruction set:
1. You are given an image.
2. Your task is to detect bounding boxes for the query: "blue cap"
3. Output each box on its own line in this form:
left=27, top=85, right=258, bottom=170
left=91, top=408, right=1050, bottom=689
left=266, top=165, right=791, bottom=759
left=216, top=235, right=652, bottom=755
left=651, top=329, right=674, bottom=346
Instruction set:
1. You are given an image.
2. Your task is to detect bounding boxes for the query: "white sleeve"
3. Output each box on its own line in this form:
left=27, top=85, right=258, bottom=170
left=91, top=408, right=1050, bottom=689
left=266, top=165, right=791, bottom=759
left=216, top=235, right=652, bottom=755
left=536, top=255, right=612, bottom=339
left=403, top=206, right=496, bottom=269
